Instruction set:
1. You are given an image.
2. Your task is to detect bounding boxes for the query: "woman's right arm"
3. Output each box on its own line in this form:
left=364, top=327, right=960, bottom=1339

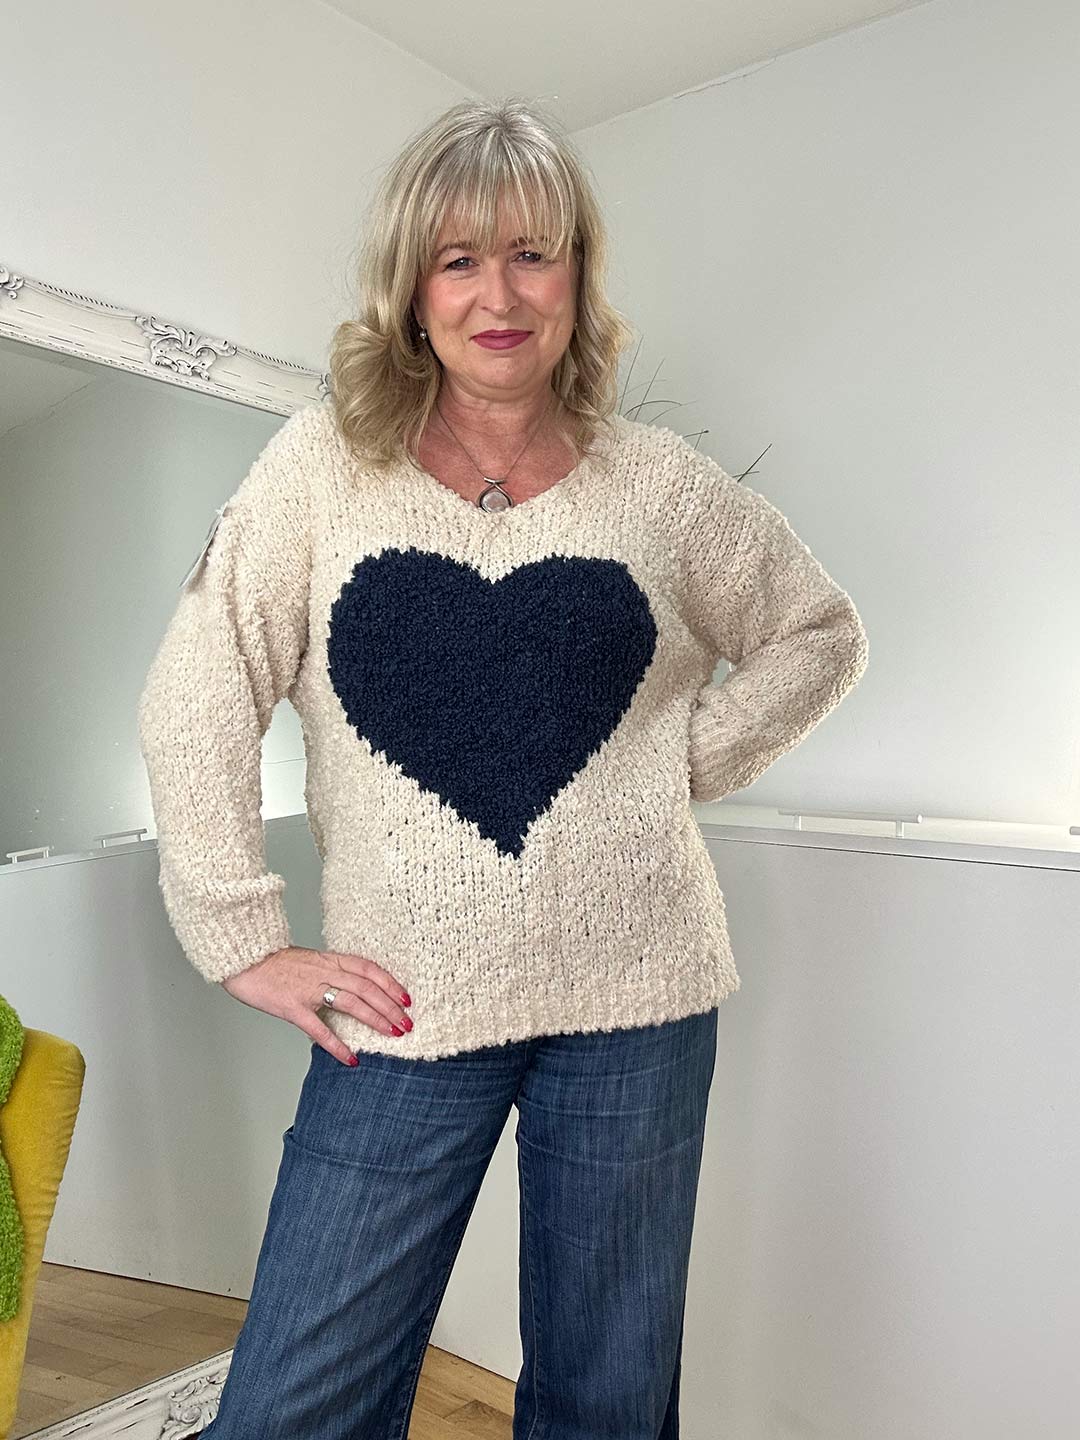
left=136, top=407, right=318, bottom=987
left=136, top=405, right=415, bottom=1059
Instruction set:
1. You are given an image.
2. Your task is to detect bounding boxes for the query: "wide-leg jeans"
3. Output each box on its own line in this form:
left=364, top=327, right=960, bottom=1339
left=199, top=1004, right=719, bottom=1439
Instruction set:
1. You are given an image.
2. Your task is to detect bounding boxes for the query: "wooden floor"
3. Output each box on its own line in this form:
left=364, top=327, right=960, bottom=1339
left=14, top=1262, right=516, bottom=1438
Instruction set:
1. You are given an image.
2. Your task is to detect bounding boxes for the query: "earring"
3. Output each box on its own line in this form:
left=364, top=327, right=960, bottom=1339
left=419, top=327, right=427, bottom=340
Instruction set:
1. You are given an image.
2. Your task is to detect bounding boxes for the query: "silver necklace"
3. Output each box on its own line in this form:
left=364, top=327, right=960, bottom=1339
left=432, top=395, right=557, bottom=512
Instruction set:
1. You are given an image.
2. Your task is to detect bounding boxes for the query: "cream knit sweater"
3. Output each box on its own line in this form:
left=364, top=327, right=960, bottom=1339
left=137, top=402, right=869, bottom=1060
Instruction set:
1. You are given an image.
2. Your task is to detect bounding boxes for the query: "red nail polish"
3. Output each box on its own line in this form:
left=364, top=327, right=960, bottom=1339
left=347, top=1055, right=359, bottom=1066
left=401, top=992, right=411, bottom=1006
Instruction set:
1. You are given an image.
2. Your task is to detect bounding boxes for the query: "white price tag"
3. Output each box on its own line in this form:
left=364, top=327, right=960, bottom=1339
left=180, top=503, right=229, bottom=591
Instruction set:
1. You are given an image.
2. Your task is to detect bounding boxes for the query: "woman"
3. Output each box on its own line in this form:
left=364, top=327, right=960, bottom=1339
left=138, top=96, right=868, bottom=1439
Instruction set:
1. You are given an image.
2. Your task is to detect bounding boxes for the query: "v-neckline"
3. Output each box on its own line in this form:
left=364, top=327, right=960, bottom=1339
left=394, top=415, right=627, bottom=525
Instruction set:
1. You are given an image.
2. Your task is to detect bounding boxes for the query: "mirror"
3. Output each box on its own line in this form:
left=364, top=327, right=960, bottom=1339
left=0, top=336, right=307, bottom=862
left=0, top=294, right=328, bottom=1436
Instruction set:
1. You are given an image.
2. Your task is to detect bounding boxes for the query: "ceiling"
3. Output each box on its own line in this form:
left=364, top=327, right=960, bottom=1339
left=321, top=0, right=935, bottom=132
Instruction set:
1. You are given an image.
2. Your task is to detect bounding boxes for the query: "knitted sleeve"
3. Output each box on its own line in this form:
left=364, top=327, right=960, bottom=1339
left=136, top=406, right=315, bottom=985
left=676, top=445, right=869, bottom=804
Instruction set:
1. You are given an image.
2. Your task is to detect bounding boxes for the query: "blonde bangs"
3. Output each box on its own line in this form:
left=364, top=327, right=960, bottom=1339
left=416, top=152, right=577, bottom=274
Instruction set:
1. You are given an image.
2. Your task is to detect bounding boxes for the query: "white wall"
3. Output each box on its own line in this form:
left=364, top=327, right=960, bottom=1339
left=575, top=0, right=1080, bottom=829
left=3, top=0, right=470, bottom=373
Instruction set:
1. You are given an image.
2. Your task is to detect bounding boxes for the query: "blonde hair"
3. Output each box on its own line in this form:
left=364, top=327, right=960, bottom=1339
left=328, top=96, right=637, bottom=472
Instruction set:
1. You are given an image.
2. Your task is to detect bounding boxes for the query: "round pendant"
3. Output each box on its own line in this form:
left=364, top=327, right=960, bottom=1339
left=478, top=482, right=514, bottom=512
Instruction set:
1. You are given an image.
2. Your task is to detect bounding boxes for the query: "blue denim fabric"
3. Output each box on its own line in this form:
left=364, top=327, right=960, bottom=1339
left=199, top=1005, right=718, bottom=1439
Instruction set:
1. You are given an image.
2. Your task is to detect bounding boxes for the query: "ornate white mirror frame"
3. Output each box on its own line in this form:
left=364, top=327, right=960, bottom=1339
left=0, top=257, right=329, bottom=414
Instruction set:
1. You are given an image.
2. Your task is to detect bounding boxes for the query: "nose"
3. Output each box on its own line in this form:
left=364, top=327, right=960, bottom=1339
left=479, top=263, right=520, bottom=317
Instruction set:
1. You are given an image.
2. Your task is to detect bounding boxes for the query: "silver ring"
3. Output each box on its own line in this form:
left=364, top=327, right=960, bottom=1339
left=322, top=987, right=339, bottom=1009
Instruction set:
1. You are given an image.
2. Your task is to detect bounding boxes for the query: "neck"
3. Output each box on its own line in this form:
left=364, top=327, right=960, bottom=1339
left=433, top=387, right=561, bottom=448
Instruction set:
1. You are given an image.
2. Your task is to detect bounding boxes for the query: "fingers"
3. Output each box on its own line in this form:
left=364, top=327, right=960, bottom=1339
left=326, top=949, right=410, bottom=1003
left=321, top=951, right=413, bottom=1032
left=313, top=983, right=411, bottom=1039
left=304, top=1017, right=359, bottom=1067
left=219, top=947, right=412, bottom=1062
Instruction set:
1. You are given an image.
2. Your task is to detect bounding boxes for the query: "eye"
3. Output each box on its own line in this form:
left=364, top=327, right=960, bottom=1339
left=442, top=250, right=546, bottom=271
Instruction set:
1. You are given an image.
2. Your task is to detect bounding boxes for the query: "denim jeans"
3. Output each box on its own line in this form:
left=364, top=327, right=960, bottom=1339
left=199, top=1004, right=719, bottom=1439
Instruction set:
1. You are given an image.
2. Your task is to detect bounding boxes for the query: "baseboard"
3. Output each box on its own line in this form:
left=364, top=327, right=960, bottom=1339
left=21, top=1349, right=233, bottom=1439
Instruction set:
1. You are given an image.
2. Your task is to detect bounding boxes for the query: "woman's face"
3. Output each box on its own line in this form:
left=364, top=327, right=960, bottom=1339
left=412, top=203, right=577, bottom=406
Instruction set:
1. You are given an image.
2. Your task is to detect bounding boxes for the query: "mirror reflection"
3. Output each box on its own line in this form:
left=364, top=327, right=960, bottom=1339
left=0, top=338, right=314, bottom=1436
left=0, top=337, right=303, bottom=863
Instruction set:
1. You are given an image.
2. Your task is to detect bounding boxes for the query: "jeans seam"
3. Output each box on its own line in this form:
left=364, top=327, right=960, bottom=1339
left=519, top=1132, right=545, bottom=1440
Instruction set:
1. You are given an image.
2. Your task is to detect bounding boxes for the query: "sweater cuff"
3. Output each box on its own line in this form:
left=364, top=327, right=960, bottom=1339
left=687, top=685, right=758, bottom=803
left=159, top=873, right=292, bottom=985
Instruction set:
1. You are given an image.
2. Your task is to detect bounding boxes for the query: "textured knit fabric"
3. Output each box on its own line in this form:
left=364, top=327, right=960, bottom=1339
left=0, top=993, right=25, bottom=1321
left=136, top=402, right=869, bottom=1060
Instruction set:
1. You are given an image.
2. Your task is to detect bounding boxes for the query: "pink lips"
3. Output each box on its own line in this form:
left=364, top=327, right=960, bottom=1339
left=472, top=331, right=531, bottom=350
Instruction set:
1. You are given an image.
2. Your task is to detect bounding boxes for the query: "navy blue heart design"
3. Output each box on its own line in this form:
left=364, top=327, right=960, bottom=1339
left=327, top=546, right=658, bottom=858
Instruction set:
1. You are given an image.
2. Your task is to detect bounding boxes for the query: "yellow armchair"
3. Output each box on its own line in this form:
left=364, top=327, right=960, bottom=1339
left=0, top=1027, right=86, bottom=1439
